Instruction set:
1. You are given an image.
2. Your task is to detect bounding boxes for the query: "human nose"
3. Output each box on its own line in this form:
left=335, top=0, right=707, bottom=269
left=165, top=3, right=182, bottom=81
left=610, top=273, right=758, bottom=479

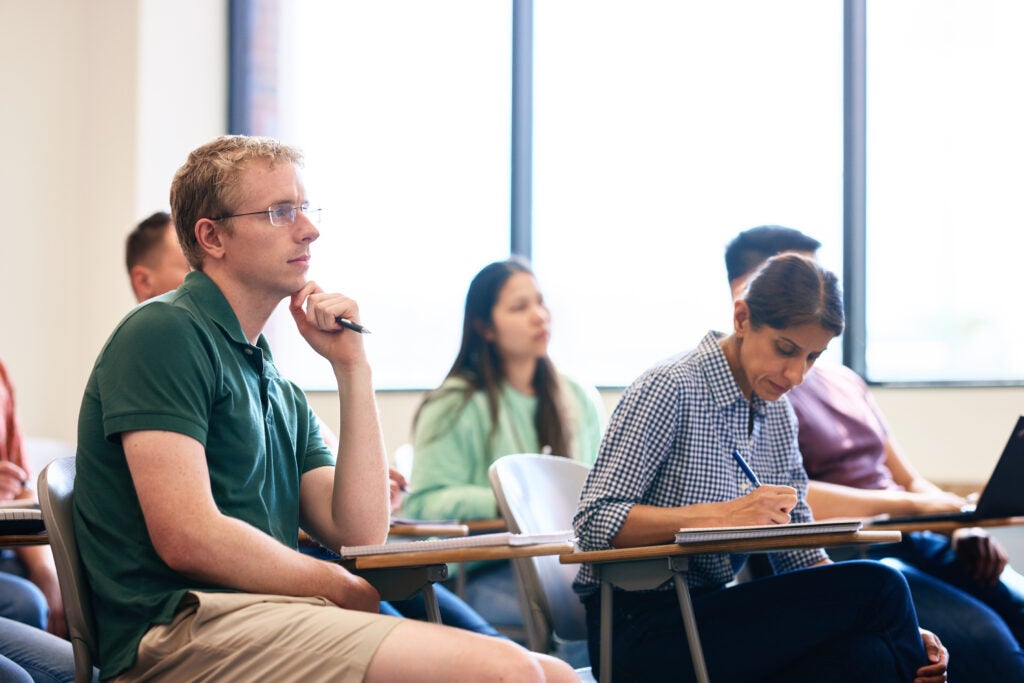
left=784, top=358, right=809, bottom=387
left=294, top=211, right=319, bottom=243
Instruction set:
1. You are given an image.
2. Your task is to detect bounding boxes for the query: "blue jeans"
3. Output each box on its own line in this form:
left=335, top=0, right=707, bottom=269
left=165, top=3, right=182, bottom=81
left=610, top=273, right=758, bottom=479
left=460, top=561, right=524, bottom=630
left=381, top=583, right=506, bottom=638
left=0, top=616, right=82, bottom=683
left=583, top=560, right=926, bottom=682
left=0, top=655, right=33, bottom=683
left=0, top=561, right=48, bottom=630
left=869, top=531, right=1024, bottom=681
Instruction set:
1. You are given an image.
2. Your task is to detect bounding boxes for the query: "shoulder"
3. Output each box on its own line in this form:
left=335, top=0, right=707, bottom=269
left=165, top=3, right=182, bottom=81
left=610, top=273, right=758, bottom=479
left=106, top=300, right=207, bottom=353
left=559, top=373, right=599, bottom=404
left=417, top=376, right=483, bottom=423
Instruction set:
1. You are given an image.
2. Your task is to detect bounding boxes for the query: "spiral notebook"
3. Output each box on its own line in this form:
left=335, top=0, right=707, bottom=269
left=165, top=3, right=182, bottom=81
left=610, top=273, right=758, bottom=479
left=0, top=505, right=45, bottom=535
left=339, top=530, right=575, bottom=559
left=674, top=519, right=862, bottom=544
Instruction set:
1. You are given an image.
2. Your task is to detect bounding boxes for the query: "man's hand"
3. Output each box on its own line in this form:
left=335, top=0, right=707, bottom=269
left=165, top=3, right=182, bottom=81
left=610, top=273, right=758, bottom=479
left=914, top=628, right=948, bottom=683
left=906, top=490, right=969, bottom=514
left=289, top=282, right=367, bottom=370
left=952, top=527, right=1009, bottom=586
left=330, top=565, right=382, bottom=613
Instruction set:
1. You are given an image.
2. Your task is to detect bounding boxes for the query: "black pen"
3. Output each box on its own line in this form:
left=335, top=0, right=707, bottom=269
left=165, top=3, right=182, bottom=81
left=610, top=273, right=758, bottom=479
left=335, top=316, right=371, bottom=334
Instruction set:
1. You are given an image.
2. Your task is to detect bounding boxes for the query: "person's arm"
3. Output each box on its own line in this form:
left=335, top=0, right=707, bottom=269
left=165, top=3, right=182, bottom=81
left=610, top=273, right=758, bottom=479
left=288, top=283, right=390, bottom=549
left=612, top=485, right=800, bottom=548
left=882, top=436, right=949, bottom=496
left=124, top=428, right=379, bottom=612
left=404, top=390, right=498, bottom=521
left=805, top=435, right=968, bottom=520
left=806, top=478, right=967, bottom=519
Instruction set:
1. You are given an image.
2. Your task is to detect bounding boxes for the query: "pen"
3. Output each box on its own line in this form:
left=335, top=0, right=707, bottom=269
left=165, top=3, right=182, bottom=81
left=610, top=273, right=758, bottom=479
left=732, top=449, right=761, bottom=488
left=335, top=316, right=371, bottom=334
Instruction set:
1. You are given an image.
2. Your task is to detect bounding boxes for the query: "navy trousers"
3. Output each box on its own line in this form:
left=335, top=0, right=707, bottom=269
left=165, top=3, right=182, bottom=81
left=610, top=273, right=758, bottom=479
left=583, top=560, right=926, bottom=682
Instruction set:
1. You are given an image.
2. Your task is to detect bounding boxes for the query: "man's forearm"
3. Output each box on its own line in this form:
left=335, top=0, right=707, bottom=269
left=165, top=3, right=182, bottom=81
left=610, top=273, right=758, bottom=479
left=330, top=363, right=389, bottom=543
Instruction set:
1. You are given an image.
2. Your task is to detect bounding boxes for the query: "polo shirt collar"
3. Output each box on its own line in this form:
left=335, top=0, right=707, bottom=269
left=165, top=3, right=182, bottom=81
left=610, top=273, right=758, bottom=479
left=178, top=271, right=274, bottom=359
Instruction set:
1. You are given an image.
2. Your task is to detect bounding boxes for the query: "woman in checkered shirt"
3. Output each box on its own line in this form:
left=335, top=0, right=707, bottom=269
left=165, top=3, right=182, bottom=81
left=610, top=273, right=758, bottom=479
left=573, top=253, right=949, bottom=682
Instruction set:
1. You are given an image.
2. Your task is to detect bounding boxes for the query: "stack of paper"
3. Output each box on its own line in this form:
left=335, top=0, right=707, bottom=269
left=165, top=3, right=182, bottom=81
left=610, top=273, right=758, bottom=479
left=674, top=519, right=862, bottom=544
left=340, top=529, right=575, bottom=558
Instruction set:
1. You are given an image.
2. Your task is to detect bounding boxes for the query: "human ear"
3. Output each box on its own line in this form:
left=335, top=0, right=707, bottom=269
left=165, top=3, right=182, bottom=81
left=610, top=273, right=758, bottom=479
left=475, top=319, right=496, bottom=342
left=130, top=265, right=152, bottom=302
left=733, top=299, right=751, bottom=336
left=194, top=218, right=226, bottom=261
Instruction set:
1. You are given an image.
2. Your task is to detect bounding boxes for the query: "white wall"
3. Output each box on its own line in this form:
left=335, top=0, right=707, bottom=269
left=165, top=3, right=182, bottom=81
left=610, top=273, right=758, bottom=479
left=1, top=1, right=1021, bottom=491
left=0, top=0, right=226, bottom=447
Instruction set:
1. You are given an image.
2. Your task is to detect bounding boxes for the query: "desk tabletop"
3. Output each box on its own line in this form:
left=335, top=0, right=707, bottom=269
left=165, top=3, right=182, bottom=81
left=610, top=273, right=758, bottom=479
left=560, top=530, right=902, bottom=565
left=341, top=540, right=575, bottom=570
left=0, top=533, right=49, bottom=547
left=864, top=516, right=1024, bottom=534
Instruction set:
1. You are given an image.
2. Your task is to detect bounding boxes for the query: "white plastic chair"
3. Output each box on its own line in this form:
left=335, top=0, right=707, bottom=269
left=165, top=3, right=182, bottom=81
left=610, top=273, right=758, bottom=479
left=489, top=453, right=592, bottom=679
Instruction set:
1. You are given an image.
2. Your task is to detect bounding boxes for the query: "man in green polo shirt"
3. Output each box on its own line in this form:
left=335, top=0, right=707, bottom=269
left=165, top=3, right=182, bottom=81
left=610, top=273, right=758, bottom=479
left=74, top=135, right=575, bottom=682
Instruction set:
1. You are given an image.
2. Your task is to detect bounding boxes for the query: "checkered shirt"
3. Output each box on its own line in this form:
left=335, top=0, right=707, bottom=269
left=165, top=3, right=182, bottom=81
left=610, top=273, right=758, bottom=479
left=573, top=331, right=827, bottom=594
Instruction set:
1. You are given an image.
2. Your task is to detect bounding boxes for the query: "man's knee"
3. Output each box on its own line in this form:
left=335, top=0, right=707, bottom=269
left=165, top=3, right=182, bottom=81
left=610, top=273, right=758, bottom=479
left=0, top=578, right=47, bottom=630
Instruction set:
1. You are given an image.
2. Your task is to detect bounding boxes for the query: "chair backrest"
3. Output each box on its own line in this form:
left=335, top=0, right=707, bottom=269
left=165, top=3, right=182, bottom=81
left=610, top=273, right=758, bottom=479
left=489, top=453, right=590, bottom=653
left=38, top=456, right=98, bottom=683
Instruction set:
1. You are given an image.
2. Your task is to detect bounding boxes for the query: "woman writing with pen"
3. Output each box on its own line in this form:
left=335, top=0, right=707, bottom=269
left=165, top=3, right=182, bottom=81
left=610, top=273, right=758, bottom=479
left=573, top=253, right=949, bottom=682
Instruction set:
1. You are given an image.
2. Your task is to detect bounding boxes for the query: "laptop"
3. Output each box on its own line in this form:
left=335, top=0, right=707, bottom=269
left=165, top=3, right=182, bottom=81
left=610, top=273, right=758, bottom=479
left=871, top=414, right=1024, bottom=525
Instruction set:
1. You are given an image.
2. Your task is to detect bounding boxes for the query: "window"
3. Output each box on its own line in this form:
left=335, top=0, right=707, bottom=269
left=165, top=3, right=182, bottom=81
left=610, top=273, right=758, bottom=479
left=866, top=1, right=1024, bottom=382
left=532, top=1, right=843, bottom=384
left=247, top=1, right=512, bottom=389
left=233, top=0, right=1018, bottom=388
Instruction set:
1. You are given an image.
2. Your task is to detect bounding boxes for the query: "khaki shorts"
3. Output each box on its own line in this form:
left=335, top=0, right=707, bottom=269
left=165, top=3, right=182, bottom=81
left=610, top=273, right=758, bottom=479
left=113, top=591, right=402, bottom=683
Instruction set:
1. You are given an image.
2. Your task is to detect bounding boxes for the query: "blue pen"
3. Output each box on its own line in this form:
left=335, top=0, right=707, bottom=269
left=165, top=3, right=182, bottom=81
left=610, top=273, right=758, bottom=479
left=732, top=449, right=762, bottom=488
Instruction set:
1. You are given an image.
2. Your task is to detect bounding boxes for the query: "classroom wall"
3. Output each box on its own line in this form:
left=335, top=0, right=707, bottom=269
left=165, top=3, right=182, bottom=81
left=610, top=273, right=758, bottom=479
left=2, top=1, right=1022, bottom=492
left=0, top=0, right=226, bottom=451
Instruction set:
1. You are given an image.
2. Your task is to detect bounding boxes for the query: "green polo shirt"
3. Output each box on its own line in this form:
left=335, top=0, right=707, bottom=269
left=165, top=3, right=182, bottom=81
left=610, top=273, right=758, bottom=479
left=74, top=271, right=334, bottom=679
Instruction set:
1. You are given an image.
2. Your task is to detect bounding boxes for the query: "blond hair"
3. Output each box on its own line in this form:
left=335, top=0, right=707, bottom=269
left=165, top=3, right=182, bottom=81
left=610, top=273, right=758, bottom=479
left=170, top=135, right=304, bottom=269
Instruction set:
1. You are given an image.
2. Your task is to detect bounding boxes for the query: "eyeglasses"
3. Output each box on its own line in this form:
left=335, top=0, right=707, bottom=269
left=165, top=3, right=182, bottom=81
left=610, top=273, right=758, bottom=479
left=212, top=202, right=322, bottom=227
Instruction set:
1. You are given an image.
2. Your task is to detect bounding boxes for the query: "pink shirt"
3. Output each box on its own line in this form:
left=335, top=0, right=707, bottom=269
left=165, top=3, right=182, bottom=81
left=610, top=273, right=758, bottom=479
left=0, top=357, right=27, bottom=473
left=786, top=363, right=900, bottom=491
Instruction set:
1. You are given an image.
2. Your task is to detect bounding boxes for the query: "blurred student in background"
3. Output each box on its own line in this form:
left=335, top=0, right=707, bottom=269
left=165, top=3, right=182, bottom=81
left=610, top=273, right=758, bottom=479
left=125, top=211, right=190, bottom=303
left=1, top=358, right=85, bottom=682
left=405, top=257, right=604, bottom=632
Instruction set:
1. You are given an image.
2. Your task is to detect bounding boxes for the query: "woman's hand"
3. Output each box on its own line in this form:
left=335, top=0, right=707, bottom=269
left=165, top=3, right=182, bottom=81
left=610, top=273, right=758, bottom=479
left=388, top=468, right=408, bottom=513
left=724, top=485, right=797, bottom=525
left=0, top=460, right=29, bottom=501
